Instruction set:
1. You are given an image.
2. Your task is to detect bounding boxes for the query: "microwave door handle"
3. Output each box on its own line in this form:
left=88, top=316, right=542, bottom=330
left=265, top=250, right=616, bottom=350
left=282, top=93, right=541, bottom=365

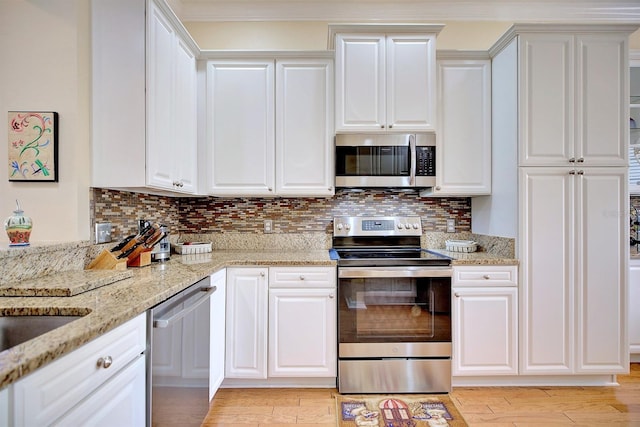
left=409, top=134, right=416, bottom=186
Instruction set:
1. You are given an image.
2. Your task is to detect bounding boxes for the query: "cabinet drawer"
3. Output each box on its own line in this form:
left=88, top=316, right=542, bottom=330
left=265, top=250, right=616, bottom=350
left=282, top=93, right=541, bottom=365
left=269, top=267, right=336, bottom=288
left=12, top=313, right=146, bottom=426
left=453, top=265, right=518, bottom=286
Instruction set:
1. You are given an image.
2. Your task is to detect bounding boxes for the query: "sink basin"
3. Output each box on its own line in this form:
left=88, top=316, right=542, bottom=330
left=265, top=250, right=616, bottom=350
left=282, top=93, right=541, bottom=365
left=0, top=315, right=83, bottom=352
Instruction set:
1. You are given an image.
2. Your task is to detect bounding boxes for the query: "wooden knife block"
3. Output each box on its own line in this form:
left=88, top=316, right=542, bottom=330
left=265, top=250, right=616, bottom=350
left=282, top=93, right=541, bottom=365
left=86, top=249, right=127, bottom=271
left=127, top=249, right=152, bottom=267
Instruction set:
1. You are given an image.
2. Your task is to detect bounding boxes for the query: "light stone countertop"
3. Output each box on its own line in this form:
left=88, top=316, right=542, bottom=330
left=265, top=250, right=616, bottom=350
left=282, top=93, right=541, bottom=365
left=0, top=249, right=333, bottom=390
left=0, top=246, right=517, bottom=390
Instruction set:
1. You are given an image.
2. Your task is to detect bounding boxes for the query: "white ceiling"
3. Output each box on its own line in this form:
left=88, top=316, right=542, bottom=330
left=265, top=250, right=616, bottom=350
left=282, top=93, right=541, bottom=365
left=172, top=0, right=640, bottom=22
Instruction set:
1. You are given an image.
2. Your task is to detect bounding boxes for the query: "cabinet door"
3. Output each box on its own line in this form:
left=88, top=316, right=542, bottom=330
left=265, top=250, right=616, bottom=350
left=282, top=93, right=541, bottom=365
left=53, top=356, right=146, bottom=427
left=146, top=1, right=176, bottom=190
left=172, top=36, right=198, bottom=193
left=630, top=260, right=640, bottom=356
left=452, top=287, right=518, bottom=375
left=209, top=269, right=226, bottom=399
left=434, top=58, right=491, bottom=195
left=575, top=34, right=628, bottom=166
left=386, top=34, right=436, bottom=131
left=225, top=268, right=268, bottom=378
left=276, top=59, right=334, bottom=196
left=207, top=61, right=275, bottom=196
left=268, top=288, right=337, bottom=377
left=518, top=34, right=575, bottom=166
left=519, top=167, right=574, bottom=374
left=335, top=34, right=386, bottom=131
left=575, top=167, right=628, bottom=372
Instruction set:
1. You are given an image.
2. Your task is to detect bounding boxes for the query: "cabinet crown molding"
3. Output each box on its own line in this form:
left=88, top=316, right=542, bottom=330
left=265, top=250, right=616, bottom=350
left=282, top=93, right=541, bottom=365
left=489, top=23, right=640, bottom=57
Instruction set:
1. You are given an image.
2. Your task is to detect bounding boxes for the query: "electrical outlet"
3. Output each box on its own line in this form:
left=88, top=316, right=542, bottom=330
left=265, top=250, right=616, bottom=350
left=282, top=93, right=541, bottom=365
left=95, top=222, right=112, bottom=243
left=446, top=219, right=456, bottom=233
left=264, top=220, right=273, bottom=234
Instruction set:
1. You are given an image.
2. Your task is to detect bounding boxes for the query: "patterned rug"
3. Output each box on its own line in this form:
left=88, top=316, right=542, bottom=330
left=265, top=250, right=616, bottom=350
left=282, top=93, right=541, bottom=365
left=335, top=394, right=468, bottom=427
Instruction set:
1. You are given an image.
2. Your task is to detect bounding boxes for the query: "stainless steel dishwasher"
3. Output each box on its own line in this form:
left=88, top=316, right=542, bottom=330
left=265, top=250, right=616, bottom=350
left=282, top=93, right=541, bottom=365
left=146, top=276, right=216, bottom=427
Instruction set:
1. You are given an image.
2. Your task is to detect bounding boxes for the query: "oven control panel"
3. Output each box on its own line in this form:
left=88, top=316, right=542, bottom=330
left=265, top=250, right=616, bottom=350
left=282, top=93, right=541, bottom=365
left=333, top=216, right=422, bottom=237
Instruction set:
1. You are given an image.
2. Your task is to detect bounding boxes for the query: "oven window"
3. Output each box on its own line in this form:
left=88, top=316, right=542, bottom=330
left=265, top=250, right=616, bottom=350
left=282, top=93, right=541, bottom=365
left=338, top=277, right=451, bottom=343
left=335, top=146, right=410, bottom=176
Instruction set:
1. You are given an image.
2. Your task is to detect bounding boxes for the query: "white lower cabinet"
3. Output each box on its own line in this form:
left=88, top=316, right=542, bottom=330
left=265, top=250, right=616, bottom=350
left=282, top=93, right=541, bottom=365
left=209, top=269, right=227, bottom=397
left=268, top=267, right=337, bottom=377
left=225, top=267, right=269, bottom=378
left=10, top=313, right=146, bottom=427
left=452, top=265, right=518, bottom=376
left=630, top=259, right=640, bottom=361
left=225, top=266, right=337, bottom=383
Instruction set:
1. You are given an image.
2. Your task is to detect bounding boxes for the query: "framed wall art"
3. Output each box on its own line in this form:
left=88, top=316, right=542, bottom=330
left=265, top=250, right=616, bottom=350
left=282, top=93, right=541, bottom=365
left=8, top=111, right=59, bottom=182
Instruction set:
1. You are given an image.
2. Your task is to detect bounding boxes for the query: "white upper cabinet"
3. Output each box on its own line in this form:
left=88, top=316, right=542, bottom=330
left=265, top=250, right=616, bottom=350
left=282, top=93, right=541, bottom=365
left=205, top=54, right=334, bottom=197
left=331, top=24, right=442, bottom=132
left=207, top=59, right=276, bottom=196
left=146, top=1, right=198, bottom=193
left=427, top=52, right=491, bottom=196
left=518, top=32, right=629, bottom=167
left=91, top=0, right=199, bottom=195
left=275, top=59, right=334, bottom=196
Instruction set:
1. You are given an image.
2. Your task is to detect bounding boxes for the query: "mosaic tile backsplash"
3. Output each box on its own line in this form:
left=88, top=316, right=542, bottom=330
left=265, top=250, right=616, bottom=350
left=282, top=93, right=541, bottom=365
left=92, top=188, right=471, bottom=240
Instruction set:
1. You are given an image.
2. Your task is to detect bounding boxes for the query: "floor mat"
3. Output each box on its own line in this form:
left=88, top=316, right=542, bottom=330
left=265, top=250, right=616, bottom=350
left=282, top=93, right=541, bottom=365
left=335, top=394, right=468, bottom=427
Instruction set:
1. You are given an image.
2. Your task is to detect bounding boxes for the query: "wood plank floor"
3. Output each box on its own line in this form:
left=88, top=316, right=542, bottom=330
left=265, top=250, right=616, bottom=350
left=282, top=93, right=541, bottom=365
left=201, top=363, right=640, bottom=426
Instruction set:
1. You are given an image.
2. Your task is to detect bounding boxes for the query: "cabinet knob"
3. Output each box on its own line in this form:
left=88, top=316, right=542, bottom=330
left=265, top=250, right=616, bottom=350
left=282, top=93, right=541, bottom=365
left=483, top=275, right=490, bottom=280
left=380, top=125, right=385, bottom=129
left=577, top=170, right=584, bottom=175
left=569, top=158, right=576, bottom=163
left=329, top=294, right=335, bottom=299
left=454, top=293, right=460, bottom=298
left=97, top=356, right=113, bottom=369
left=576, top=157, right=584, bottom=163
left=299, top=275, right=305, bottom=280
left=388, top=125, right=393, bottom=129
left=260, top=272, right=265, bottom=277
left=268, top=187, right=273, bottom=192
left=435, top=186, right=441, bottom=191
left=569, top=170, right=576, bottom=175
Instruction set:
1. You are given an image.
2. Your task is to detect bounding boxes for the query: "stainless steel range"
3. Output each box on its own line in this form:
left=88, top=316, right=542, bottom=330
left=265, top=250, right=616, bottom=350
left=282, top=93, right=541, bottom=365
left=332, top=216, right=453, bottom=394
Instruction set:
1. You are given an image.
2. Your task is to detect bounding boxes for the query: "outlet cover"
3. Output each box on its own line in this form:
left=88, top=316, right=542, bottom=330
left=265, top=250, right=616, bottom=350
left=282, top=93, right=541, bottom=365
left=95, top=222, right=112, bottom=243
left=446, top=219, right=455, bottom=233
left=264, top=220, right=273, bottom=234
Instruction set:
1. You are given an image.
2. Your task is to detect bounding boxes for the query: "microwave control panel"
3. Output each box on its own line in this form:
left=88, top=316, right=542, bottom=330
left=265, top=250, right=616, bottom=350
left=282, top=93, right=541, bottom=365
left=416, top=146, right=435, bottom=176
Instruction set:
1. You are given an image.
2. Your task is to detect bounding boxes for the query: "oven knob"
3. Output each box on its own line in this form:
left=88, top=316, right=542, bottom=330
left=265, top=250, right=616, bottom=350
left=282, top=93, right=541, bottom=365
left=397, top=223, right=403, bottom=229
left=392, top=346, right=399, bottom=354
left=404, top=223, right=410, bottom=229
left=412, top=223, right=419, bottom=229
left=337, top=223, right=343, bottom=230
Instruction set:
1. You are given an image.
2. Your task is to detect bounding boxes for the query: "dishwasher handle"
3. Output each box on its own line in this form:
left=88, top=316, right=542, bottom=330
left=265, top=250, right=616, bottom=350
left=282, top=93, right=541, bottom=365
left=153, top=286, right=216, bottom=329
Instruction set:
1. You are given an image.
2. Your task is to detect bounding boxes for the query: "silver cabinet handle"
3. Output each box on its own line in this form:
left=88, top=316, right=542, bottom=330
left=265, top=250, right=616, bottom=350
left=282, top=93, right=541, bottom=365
left=97, top=356, right=113, bottom=369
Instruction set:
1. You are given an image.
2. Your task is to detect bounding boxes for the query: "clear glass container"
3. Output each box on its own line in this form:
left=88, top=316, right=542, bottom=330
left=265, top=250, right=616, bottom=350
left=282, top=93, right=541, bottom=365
left=5, top=200, right=32, bottom=246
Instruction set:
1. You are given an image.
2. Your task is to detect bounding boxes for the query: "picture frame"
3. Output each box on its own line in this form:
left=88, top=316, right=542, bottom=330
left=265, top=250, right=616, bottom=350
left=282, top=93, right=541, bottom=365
left=8, top=111, right=59, bottom=182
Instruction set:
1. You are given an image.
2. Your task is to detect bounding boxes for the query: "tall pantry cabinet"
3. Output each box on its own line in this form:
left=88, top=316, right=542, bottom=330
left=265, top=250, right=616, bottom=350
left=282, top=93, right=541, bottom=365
left=474, top=24, right=637, bottom=379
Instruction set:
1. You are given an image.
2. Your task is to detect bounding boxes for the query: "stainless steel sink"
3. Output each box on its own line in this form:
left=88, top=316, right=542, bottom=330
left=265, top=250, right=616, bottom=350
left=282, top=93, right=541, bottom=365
left=0, top=315, right=83, bottom=352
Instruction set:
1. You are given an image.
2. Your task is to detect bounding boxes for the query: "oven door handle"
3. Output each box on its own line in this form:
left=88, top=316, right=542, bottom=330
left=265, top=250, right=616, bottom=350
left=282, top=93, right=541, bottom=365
left=153, top=286, right=217, bottom=328
left=338, top=267, right=452, bottom=278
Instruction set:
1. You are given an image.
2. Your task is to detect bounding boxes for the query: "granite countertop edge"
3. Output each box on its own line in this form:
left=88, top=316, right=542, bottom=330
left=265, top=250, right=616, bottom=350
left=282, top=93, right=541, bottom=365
left=0, top=248, right=516, bottom=389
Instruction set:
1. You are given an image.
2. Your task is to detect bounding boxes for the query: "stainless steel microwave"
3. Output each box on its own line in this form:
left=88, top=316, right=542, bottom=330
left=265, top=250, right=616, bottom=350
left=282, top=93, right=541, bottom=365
left=335, top=133, right=436, bottom=188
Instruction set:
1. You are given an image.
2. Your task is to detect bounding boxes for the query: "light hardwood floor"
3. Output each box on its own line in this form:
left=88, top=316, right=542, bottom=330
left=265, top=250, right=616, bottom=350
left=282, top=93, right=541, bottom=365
left=201, top=363, right=640, bottom=426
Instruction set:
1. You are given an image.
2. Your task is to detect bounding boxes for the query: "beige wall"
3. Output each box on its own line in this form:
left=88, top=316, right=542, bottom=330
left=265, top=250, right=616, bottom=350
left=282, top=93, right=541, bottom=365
left=0, top=0, right=91, bottom=244
left=186, top=20, right=639, bottom=51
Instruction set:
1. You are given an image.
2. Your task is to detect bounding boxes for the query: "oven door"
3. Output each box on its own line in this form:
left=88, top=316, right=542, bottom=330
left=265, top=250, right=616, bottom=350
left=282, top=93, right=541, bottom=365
left=337, top=266, right=452, bottom=358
